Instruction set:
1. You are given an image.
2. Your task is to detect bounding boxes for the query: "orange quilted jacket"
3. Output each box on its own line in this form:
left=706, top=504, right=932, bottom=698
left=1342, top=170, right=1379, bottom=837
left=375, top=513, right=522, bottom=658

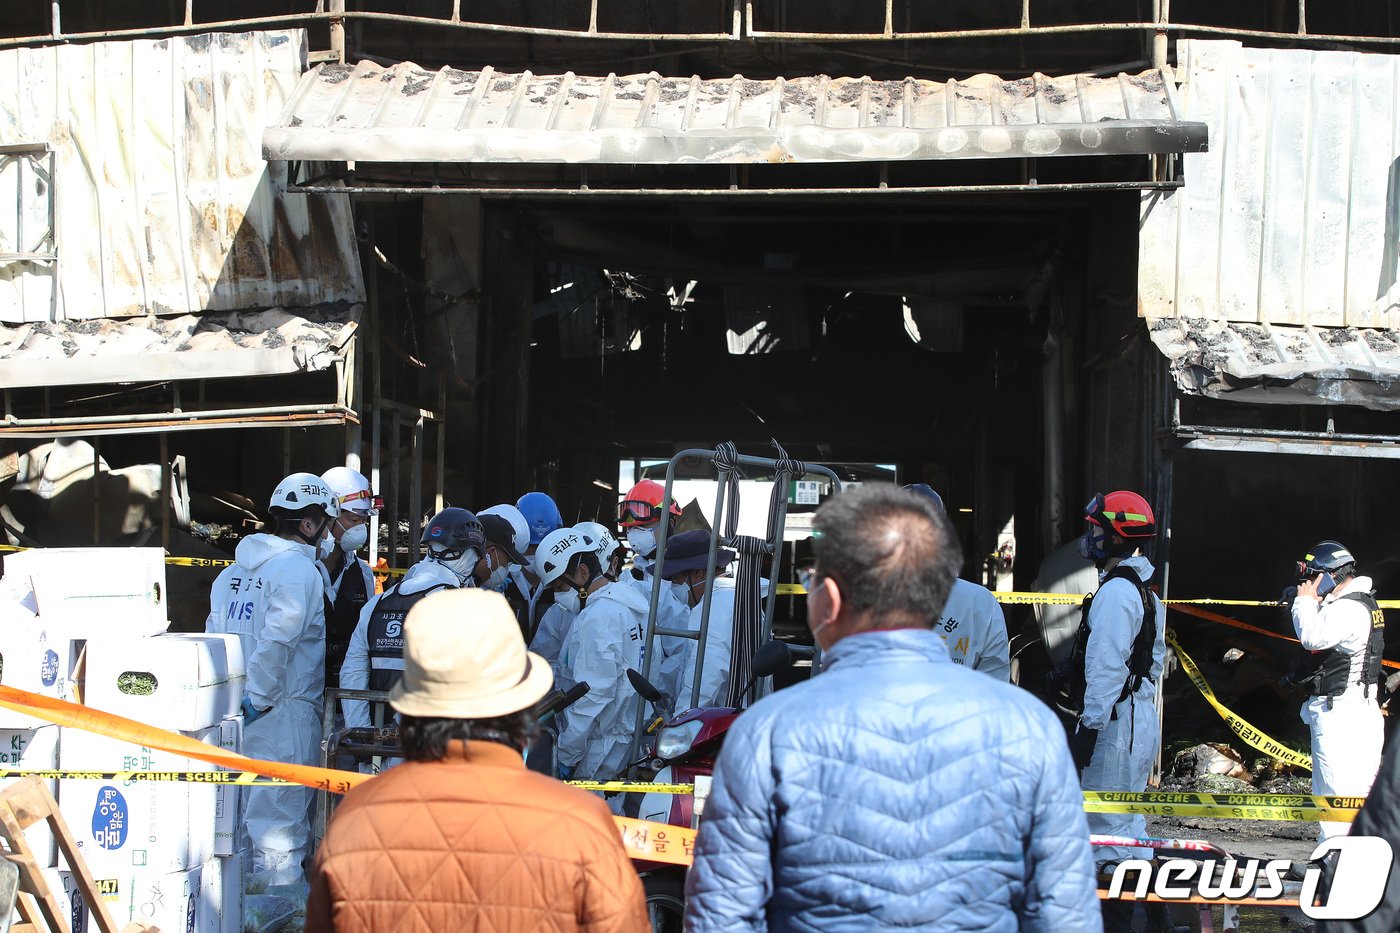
left=305, top=740, right=649, bottom=933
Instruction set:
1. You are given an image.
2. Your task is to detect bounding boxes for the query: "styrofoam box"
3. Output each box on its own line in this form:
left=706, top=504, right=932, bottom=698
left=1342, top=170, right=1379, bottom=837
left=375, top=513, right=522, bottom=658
left=213, top=716, right=242, bottom=856
left=4, top=547, right=168, bottom=638
left=59, top=724, right=220, bottom=876
left=0, top=600, right=71, bottom=728
left=61, top=864, right=203, bottom=933
left=200, top=852, right=244, bottom=933
left=85, top=633, right=243, bottom=732
left=0, top=726, right=59, bottom=867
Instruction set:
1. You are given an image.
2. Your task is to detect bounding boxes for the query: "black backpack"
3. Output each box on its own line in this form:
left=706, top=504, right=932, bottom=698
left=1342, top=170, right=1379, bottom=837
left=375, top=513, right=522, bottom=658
left=1048, top=566, right=1157, bottom=725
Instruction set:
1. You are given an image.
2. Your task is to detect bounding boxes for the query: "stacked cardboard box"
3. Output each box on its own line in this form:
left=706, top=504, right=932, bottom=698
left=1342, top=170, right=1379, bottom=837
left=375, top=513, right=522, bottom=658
left=1, top=549, right=246, bottom=932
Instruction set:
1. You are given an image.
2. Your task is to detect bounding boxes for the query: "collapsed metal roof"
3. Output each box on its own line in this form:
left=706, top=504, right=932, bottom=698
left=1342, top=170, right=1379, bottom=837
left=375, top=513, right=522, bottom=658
left=263, top=62, right=1207, bottom=165
left=1149, top=317, right=1400, bottom=411
left=0, top=304, right=359, bottom=388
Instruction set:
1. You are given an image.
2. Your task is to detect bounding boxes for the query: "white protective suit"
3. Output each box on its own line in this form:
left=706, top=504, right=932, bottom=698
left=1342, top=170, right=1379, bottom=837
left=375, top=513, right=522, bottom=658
left=1078, top=555, right=1166, bottom=864
left=1292, top=574, right=1385, bottom=840
left=671, top=577, right=775, bottom=710
left=623, top=568, right=692, bottom=701
left=936, top=579, right=1012, bottom=680
left=556, top=579, right=648, bottom=783
left=530, top=602, right=579, bottom=687
left=339, top=559, right=460, bottom=730
left=206, top=534, right=325, bottom=885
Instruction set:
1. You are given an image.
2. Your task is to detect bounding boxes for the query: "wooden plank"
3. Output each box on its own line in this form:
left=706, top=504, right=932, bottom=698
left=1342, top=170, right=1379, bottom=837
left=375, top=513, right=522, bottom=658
left=0, top=791, right=68, bottom=933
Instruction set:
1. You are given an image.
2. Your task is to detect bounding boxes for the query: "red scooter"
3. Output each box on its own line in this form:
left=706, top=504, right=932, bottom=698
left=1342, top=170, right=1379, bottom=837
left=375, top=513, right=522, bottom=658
left=625, top=640, right=813, bottom=932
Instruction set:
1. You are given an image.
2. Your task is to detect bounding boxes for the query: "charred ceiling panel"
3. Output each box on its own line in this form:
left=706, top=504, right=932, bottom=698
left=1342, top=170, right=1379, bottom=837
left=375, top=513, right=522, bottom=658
left=0, top=303, right=360, bottom=388
left=0, top=30, right=363, bottom=323
left=1149, top=317, right=1400, bottom=411
left=263, top=62, right=1207, bottom=166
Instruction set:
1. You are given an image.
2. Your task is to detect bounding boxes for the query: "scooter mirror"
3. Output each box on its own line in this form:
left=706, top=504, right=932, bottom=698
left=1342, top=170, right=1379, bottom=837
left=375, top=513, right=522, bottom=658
left=752, top=640, right=797, bottom=678
left=627, top=668, right=665, bottom=704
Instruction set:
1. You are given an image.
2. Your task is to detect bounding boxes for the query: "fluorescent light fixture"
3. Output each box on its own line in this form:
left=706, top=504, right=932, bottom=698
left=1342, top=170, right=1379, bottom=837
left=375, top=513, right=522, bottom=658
left=958, top=508, right=973, bottom=513
left=592, top=479, right=615, bottom=491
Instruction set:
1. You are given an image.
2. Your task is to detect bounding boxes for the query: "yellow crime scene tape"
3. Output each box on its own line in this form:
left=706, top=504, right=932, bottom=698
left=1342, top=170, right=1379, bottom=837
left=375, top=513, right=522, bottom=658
left=8, top=544, right=1400, bottom=605
left=1083, top=790, right=1356, bottom=822
left=0, top=685, right=692, bottom=865
left=1165, top=631, right=1314, bottom=771
left=0, top=768, right=294, bottom=785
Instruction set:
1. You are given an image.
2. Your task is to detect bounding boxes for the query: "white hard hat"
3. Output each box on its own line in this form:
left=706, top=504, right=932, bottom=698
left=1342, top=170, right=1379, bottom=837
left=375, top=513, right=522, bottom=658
left=480, top=504, right=530, bottom=557
left=534, top=527, right=597, bottom=588
left=321, top=466, right=378, bottom=515
left=573, top=521, right=619, bottom=565
left=270, top=472, right=340, bottom=518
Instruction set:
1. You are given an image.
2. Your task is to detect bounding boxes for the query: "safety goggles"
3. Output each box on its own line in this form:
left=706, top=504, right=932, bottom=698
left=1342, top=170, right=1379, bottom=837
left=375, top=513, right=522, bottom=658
left=618, top=498, right=666, bottom=528
left=339, top=488, right=382, bottom=516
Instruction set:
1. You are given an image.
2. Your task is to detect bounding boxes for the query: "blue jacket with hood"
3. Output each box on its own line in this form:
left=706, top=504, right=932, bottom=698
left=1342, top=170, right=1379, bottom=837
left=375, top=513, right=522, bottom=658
left=683, top=628, right=1101, bottom=933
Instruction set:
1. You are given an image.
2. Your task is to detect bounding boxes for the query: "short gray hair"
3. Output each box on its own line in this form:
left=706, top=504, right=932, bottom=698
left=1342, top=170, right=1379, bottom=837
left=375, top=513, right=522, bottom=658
left=811, top=483, right=963, bottom=627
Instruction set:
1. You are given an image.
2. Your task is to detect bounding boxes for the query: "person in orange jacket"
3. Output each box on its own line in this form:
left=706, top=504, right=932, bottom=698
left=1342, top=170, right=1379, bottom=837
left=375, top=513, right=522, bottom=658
left=307, top=588, right=647, bottom=933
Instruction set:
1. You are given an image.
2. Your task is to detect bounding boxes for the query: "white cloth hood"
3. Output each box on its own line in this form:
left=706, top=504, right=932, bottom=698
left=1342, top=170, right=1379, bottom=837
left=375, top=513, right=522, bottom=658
left=235, top=533, right=316, bottom=570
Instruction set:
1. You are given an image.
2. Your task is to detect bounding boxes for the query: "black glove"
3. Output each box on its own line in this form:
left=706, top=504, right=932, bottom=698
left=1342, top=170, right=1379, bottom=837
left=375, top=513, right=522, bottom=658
left=1070, top=726, right=1099, bottom=772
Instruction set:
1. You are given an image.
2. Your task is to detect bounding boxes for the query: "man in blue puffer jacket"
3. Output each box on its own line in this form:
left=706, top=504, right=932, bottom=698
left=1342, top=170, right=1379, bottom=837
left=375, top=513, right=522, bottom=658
left=685, top=483, right=1100, bottom=932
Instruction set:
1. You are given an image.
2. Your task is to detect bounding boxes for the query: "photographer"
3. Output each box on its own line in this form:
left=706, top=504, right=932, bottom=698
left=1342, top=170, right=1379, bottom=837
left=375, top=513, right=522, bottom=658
left=1288, top=541, right=1386, bottom=841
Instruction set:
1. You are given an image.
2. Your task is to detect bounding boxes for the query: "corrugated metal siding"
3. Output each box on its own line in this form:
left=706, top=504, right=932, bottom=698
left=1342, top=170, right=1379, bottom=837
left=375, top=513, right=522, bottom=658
left=1140, top=40, right=1400, bottom=328
left=0, top=31, right=363, bottom=323
left=263, top=62, right=1206, bottom=164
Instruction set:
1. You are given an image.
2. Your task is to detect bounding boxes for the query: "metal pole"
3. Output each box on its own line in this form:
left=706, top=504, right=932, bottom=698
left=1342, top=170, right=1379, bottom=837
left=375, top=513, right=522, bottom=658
left=389, top=410, right=401, bottom=569
left=689, top=466, right=732, bottom=711
left=92, top=438, right=100, bottom=544
left=1153, top=0, right=1169, bottom=68
left=330, top=0, right=346, bottom=63
left=159, top=434, right=171, bottom=553
left=410, top=415, right=424, bottom=564
left=434, top=378, right=446, bottom=514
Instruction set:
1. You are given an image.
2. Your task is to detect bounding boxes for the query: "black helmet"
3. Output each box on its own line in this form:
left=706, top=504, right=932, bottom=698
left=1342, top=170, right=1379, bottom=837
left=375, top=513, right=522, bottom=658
left=1300, top=540, right=1356, bottom=578
left=423, top=507, right=484, bottom=560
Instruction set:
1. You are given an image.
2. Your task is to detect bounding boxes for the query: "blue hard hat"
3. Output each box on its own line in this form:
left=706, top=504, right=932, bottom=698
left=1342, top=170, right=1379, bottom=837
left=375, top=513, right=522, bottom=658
left=516, top=491, right=563, bottom=545
left=903, top=483, right=946, bottom=514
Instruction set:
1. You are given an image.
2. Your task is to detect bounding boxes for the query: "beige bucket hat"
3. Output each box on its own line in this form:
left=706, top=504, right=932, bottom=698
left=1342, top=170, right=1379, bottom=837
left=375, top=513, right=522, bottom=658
left=389, top=588, right=553, bottom=719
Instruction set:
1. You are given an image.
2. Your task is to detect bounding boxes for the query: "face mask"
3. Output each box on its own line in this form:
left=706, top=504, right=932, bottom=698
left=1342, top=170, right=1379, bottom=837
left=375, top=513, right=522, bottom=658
left=317, top=530, right=336, bottom=560
left=555, top=588, right=583, bottom=614
left=484, top=552, right=511, bottom=592
left=1078, top=528, right=1107, bottom=567
left=441, top=549, right=480, bottom=587
left=628, top=527, right=657, bottom=560
left=669, top=581, right=690, bottom=604
left=339, top=524, right=368, bottom=554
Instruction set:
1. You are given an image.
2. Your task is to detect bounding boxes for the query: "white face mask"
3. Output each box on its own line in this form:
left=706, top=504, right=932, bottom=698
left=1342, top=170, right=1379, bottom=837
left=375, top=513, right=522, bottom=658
left=555, top=588, right=582, bottom=614
left=484, top=552, right=511, bottom=592
left=339, top=524, right=369, bottom=554
left=670, top=581, right=691, bottom=605
left=628, top=526, right=657, bottom=561
left=439, top=549, right=480, bottom=587
left=317, top=531, right=336, bottom=561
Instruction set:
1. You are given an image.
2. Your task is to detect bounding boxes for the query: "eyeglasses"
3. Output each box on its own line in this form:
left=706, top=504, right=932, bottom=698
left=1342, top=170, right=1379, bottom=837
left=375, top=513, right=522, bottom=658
left=796, top=566, right=821, bottom=592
